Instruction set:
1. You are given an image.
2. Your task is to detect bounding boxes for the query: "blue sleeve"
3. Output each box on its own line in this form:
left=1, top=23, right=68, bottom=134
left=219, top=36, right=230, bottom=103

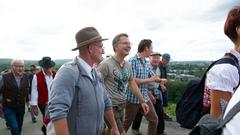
left=104, top=88, right=112, bottom=111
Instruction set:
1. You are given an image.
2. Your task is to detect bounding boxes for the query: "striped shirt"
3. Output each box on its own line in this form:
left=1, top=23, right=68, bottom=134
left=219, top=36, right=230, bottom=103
left=126, top=54, right=155, bottom=104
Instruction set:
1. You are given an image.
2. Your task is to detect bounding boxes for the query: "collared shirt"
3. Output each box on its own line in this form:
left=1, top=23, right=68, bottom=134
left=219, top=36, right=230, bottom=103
left=31, top=69, right=54, bottom=106
left=77, top=56, right=94, bottom=80
left=126, top=54, right=155, bottom=104
left=13, top=73, right=24, bottom=88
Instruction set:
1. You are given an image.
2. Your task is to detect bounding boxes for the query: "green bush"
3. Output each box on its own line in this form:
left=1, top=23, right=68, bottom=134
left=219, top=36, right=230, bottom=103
left=166, top=80, right=187, bottom=103
left=168, top=102, right=176, bottom=116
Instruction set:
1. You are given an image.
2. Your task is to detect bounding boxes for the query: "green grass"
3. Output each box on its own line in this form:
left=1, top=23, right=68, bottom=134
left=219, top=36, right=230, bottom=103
left=168, top=102, right=176, bottom=116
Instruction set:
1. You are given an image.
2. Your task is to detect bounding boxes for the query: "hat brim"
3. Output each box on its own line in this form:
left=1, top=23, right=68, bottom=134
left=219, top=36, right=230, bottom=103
left=162, top=57, right=171, bottom=60
left=150, top=53, right=162, bottom=56
left=71, top=38, right=108, bottom=51
left=38, top=60, right=55, bottom=68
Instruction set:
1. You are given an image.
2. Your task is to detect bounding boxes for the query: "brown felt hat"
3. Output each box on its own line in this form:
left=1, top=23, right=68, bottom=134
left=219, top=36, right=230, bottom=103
left=72, top=27, right=108, bottom=51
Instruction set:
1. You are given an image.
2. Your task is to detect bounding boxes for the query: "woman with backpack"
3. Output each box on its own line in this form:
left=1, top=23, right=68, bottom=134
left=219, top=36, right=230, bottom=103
left=203, top=5, right=240, bottom=118
left=221, top=5, right=240, bottom=135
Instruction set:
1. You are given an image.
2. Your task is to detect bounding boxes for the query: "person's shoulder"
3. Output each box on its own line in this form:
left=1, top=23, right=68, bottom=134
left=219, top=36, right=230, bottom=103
left=58, top=60, right=79, bottom=74
left=101, top=57, right=113, bottom=65
left=2, top=72, right=11, bottom=77
left=209, top=63, right=238, bottom=74
left=22, top=72, right=28, bottom=78
left=124, top=60, right=132, bottom=67
left=62, top=60, right=77, bottom=68
left=103, top=57, right=119, bottom=68
left=128, top=56, right=139, bottom=63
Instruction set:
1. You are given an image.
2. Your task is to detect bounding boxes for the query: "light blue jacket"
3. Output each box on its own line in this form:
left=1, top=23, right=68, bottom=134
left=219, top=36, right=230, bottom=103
left=48, top=57, right=112, bottom=135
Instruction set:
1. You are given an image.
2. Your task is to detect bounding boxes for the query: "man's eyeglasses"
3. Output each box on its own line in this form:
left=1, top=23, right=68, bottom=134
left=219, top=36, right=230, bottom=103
left=13, top=65, right=24, bottom=68
left=89, top=42, right=105, bottom=49
left=118, top=42, right=132, bottom=45
left=95, top=44, right=105, bottom=49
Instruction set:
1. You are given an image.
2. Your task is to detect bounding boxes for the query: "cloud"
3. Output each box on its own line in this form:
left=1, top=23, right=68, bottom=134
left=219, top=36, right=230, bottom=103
left=0, top=0, right=239, bottom=61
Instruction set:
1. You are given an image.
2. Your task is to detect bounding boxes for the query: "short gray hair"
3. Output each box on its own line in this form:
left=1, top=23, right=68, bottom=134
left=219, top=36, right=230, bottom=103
left=112, top=33, right=128, bottom=52
left=11, top=59, right=24, bottom=66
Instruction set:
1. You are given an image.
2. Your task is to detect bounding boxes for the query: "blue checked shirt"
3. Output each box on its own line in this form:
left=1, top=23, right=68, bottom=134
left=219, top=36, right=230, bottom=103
left=126, top=54, right=155, bottom=104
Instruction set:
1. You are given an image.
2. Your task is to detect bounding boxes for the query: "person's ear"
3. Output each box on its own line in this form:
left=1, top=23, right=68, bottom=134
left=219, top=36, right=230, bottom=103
left=88, top=45, right=93, bottom=53
left=236, top=26, right=240, bottom=35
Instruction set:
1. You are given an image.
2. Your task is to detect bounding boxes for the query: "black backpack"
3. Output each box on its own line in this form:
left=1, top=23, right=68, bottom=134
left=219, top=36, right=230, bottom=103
left=176, top=56, right=240, bottom=129
left=189, top=100, right=240, bottom=135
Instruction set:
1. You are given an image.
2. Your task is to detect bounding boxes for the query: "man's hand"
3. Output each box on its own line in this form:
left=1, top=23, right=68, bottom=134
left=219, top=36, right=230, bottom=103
left=149, top=75, right=161, bottom=83
left=111, top=126, right=120, bottom=135
left=147, top=90, right=156, bottom=104
left=32, top=106, right=39, bottom=116
left=160, top=84, right=167, bottom=92
left=160, top=79, right=167, bottom=92
left=141, top=102, right=149, bottom=115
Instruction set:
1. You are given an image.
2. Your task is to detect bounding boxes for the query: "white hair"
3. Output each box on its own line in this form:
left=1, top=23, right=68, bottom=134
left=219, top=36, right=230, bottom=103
left=11, top=59, right=24, bottom=66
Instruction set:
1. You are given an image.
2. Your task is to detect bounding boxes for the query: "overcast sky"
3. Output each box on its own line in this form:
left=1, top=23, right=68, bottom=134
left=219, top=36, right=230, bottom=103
left=0, top=0, right=239, bottom=61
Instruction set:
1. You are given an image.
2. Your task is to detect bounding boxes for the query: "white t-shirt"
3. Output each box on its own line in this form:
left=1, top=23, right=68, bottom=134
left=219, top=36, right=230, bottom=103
left=206, top=49, right=240, bottom=93
left=222, top=86, right=240, bottom=135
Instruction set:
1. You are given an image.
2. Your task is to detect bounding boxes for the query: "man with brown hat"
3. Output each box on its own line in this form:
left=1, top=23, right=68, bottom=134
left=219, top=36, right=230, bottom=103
left=31, top=56, right=56, bottom=135
left=48, top=27, right=119, bottom=135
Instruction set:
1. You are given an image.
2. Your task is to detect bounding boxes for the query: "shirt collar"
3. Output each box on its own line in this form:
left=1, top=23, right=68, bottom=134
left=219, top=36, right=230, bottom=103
left=112, top=56, right=125, bottom=67
left=136, top=53, right=147, bottom=64
left=77, top=56, right=93, bottom=78
left=12, top=71, right=23, bottom=80
left=41, top=69, right=52, bottom=77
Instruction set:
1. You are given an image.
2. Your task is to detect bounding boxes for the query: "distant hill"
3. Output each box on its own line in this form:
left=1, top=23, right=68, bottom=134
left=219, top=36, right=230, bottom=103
left=170, top=60, right=212, bottom=65
left=0, top=58, right=72, bottom=72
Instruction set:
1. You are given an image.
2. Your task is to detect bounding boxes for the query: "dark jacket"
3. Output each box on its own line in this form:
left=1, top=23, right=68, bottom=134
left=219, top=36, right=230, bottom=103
left=1, top=72, right=29, bottom=108
left=159, top=63, right=167, bottom=79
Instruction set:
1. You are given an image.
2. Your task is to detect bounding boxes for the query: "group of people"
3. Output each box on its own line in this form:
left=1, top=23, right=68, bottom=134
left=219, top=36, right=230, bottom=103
left=0, top=27, right=171, bottom=135
left=47, top=27, right=172, bottom=135
left=0, top=56, right=56, bottom=135
left=1, top=5, right=240, bottom=135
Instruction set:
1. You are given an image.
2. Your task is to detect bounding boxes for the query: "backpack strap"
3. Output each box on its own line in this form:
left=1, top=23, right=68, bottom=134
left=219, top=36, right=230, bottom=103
left=217, top=100, right=240, bottom=129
